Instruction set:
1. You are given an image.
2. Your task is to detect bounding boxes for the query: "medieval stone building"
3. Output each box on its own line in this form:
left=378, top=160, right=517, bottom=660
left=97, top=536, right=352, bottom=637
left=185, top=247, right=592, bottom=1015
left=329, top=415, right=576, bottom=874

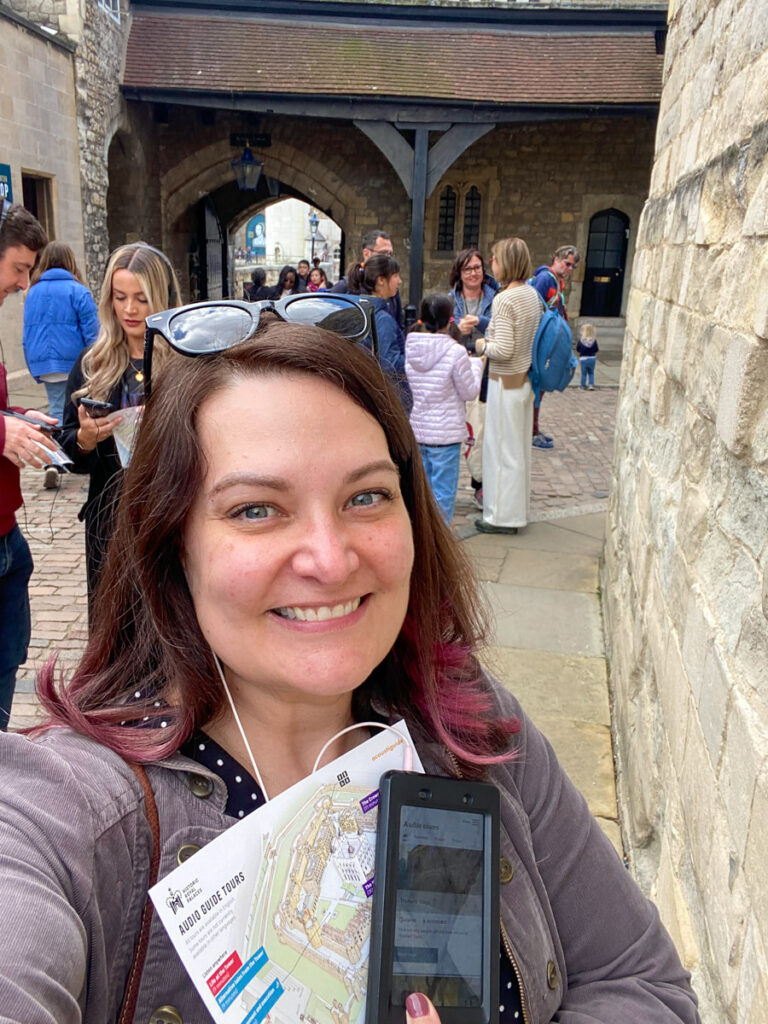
left=603, top=0, right=768, bottom=1018
left=1, top=0, right=665, bottom=321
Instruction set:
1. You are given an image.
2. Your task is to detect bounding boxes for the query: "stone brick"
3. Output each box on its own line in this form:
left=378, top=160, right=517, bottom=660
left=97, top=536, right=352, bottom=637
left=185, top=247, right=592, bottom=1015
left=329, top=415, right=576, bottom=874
left=716, top=334, right=768, bottom=455
left=719, top=689, right=768, bottom=862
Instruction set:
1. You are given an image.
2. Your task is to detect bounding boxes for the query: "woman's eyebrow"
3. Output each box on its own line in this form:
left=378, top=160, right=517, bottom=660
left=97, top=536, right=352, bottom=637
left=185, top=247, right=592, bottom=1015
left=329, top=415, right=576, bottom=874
left=208, top=472, right=289, bottom=497
left=344, top=460, right=400, bottom=484
left=208, top=460, right=399, bottom=497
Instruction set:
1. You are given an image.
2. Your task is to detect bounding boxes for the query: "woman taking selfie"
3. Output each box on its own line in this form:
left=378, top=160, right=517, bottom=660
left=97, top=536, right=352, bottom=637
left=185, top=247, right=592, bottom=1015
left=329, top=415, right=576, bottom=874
left=0, top=307, right=698, bottom=1023
left=59, top=242, right=181, bottom=606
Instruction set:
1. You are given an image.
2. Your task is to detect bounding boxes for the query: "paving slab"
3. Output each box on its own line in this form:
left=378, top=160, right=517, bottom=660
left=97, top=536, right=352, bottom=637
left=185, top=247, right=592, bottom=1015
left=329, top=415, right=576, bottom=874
left=497, top=547, right=598, bottom=592
left=484, top=647, right=610, bottom=726
left=482, top=580, right=604, bottom=658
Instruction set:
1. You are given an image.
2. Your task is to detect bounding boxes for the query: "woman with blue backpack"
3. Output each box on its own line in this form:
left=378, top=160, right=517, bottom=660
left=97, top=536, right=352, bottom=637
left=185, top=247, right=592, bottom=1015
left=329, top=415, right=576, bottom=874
left=473, top=238, right=542, bottom=535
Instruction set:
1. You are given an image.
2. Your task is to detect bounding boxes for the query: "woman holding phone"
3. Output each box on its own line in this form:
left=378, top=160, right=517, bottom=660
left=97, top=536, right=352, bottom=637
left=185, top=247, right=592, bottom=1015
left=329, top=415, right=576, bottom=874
left=0, top=304, right=699, bottom=1023
left=59, top=242, right=180, bottom=608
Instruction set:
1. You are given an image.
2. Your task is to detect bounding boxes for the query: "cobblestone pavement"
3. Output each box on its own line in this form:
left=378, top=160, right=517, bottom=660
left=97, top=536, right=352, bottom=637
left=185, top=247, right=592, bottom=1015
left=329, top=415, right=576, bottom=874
left=9, top=377, right=619, bottom=730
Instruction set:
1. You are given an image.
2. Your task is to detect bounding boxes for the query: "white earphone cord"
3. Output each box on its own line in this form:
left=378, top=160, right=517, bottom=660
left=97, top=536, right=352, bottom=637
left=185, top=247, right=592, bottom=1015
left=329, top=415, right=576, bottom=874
left=212, top=653, right=414, bottom=803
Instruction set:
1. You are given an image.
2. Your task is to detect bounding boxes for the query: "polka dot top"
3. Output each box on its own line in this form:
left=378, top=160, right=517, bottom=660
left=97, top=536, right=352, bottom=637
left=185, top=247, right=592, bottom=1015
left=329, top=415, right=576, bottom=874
left=182, top=731, right=525, bottom=1021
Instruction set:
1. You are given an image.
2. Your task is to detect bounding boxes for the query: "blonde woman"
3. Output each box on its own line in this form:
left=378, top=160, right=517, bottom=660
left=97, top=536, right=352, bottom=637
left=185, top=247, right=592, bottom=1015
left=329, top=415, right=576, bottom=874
left=474, top=238, right=542, bottom=534
left=60, top=242, right=181, bottom=606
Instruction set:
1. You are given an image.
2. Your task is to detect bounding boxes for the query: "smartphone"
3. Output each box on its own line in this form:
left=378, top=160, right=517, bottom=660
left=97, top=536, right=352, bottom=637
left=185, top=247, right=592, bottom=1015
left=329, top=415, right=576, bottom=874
left=80, top=397, right=115, bottom=418
left=367, top=772, right=500, bottom=1024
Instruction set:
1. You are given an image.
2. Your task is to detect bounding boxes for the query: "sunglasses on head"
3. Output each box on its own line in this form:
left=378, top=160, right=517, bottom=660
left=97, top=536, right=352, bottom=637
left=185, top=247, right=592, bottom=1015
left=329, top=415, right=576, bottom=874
left=143, top=294, right=376, bottom=397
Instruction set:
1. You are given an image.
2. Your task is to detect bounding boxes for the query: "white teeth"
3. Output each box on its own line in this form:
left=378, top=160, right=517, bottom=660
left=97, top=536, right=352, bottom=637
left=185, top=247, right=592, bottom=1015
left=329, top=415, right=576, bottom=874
left=275, top=598, right=361, bottom=621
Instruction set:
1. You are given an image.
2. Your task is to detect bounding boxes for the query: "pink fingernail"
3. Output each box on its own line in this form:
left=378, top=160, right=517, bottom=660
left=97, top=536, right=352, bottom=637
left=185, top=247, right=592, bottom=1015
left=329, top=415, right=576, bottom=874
left=406, top=993, right=429, bottom=1018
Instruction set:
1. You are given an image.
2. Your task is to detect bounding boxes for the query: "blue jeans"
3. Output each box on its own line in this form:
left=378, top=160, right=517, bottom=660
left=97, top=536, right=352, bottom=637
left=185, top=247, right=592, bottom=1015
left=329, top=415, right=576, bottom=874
left=44, top=379, right=68, bottom=424
left=419, top=443, right=462, bottom=523
left=580, top=356, right=596, bottom=388
left=0, top=524, right=33, bottom=730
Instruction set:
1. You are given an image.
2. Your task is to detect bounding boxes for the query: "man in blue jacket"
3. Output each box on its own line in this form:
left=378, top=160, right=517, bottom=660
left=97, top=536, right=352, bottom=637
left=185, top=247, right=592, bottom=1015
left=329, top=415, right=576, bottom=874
left=529, top=245, right=580, bottom=449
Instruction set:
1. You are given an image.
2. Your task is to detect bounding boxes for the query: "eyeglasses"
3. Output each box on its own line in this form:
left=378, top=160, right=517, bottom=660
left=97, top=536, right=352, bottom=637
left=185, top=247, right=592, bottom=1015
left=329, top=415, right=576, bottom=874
left=462, top=264, right=484, bottom=274
left=143, top=294, right=374, bottom=398
left=370, top=248, right=394, bottom=257
left=563, top=260, right=576, bottom=269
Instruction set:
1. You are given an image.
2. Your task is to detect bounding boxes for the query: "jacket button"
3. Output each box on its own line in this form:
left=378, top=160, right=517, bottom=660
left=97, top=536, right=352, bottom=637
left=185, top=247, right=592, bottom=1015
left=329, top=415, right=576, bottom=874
left=546, top=960, right=559, bottom=989
left=177, top=844, right=201, bottom=865
left=499, top=857, right=515, bottom=884
left=149, top=1007, right=183, bottom=1024
left=187, top=773, right=214, bottom=798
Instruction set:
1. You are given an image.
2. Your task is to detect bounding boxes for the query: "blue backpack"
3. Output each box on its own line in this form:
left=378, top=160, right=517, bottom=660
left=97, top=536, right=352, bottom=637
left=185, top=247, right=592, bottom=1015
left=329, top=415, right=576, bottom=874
left=528, top=296, right=577, bottom=393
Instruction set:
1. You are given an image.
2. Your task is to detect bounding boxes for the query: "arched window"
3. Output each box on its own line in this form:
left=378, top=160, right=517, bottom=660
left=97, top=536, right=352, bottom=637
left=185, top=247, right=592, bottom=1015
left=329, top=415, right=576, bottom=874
left=437, top=186, right=457, bottom=251
left=462, top=186, right=482, bottom=249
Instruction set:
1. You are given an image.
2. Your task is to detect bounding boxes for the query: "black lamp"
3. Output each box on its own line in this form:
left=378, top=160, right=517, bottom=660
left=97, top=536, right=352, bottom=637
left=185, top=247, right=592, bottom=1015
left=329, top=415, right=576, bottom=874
left=309, top=210, right=320, bottom=260
left=232, top=146, right=263, bottom=191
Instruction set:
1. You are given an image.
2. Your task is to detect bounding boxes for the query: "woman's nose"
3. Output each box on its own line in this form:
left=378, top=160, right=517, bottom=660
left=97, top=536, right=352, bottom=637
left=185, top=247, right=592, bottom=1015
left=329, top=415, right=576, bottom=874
left=290, top=516, right=360, bottom=582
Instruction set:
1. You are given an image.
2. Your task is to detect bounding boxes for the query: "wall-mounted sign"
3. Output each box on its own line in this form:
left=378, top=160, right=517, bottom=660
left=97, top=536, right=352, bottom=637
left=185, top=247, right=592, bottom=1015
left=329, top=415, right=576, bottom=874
left=245, top=213, right=266, bottom=255
left=0, top=164, right=12, bottom=202
left=230, top=133, right=271, bottom=149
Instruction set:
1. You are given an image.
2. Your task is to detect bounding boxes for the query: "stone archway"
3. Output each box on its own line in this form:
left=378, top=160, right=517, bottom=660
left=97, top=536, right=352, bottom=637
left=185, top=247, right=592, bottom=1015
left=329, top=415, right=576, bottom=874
left=161, top=138, right=364, bottom=246
left=160, top=138, right=368, bottom=297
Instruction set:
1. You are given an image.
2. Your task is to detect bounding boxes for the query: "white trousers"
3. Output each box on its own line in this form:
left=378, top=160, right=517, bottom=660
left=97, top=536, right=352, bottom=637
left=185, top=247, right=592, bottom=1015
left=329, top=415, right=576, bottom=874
left=482, top=378, right=533, bottom=528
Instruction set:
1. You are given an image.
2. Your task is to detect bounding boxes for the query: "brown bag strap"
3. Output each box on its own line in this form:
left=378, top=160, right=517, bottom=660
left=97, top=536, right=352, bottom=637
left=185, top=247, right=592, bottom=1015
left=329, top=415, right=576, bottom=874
left=118, top=763, right=161, bottom=1024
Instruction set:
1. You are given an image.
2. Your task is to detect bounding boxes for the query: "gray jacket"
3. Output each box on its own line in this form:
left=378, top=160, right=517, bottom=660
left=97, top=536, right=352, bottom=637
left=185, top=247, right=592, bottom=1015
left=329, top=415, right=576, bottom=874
left=0, top=681, right=699, bottom=1023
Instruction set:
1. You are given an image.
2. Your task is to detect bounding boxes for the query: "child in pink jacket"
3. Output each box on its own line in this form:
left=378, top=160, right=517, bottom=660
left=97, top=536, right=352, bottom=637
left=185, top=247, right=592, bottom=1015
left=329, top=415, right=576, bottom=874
left=406, top=294, right=484, bottom=522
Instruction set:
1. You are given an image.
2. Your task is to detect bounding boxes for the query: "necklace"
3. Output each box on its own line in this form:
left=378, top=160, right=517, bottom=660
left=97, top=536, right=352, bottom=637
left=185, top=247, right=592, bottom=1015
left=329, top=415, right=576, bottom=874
left=129, top=357, right=144, bottom=383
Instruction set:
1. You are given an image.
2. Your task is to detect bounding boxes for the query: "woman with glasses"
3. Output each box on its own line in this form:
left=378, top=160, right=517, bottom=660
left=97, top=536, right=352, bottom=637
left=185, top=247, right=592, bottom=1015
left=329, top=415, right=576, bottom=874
left=0, top=307, right=699, bottom=1024
left=448, top=248, right=499, bottom=351
left=59, top=242, right=181, bottom=609
left=449, top=249, right=500, bottom=507
left=348, top=253, right=412, bottom=412
left=473, top=238, right=542, bottom=535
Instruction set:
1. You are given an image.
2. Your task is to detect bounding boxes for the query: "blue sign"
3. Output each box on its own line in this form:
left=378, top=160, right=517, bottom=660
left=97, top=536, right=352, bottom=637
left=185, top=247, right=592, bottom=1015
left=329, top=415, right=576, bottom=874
left=245, top=214, right=266, bottom=255
left=0, top=164, right=12, bottom=202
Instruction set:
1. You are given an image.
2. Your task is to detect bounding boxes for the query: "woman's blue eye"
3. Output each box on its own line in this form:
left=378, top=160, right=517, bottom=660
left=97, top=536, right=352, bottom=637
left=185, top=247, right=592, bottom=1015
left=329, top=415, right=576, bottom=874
left=348, top=490, right=390, bottom=508
left=233, top=504, right=275, bottom=520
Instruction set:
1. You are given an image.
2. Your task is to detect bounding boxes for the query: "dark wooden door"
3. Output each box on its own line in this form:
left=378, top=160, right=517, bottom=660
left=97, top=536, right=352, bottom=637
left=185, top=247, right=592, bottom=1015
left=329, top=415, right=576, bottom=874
left=581, top=209, right=629, bottom=317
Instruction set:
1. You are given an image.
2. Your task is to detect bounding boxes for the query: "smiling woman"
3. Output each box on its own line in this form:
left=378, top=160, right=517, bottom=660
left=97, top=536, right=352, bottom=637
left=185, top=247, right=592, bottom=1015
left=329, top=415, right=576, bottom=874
left=0, top=320, right=701, bottom=1024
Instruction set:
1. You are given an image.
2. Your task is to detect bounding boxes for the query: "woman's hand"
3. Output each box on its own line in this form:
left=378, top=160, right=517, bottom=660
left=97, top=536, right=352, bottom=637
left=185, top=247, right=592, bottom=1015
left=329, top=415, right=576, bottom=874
left=2, top=414, right=58, bottom=469
left=406, top=993, right=441, bottom=1024
left=458, top=314, right=479, bottom=335
left=75, top=403, right=122, bottom=453
left=474, top=337, right=486, bottom=355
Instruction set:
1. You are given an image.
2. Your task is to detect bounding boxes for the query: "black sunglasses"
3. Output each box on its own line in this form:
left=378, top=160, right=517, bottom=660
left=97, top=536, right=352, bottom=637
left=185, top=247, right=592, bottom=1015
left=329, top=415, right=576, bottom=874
left=143, top=294, right=377, bottom=397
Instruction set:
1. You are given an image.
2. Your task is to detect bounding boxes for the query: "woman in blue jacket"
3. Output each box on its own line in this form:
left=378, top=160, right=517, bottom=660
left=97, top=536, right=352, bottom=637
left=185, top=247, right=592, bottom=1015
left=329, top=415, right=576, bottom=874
left=23, top=242, right=99, bottom=427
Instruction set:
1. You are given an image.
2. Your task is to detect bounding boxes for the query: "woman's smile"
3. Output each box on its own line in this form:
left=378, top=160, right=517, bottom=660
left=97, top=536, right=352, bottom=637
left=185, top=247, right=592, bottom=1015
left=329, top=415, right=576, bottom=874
left=271, top=595, right=363, bottom=622
left=182, top=373, right=414, bottom=702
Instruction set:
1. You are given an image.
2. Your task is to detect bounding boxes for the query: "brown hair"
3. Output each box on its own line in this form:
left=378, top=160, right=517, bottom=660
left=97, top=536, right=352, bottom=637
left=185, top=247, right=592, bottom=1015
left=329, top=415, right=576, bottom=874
left=37, top=320, right=516, bottom=773
left=448, top=249, right=486, bottom=292
left=0, top=202, right=48, bottom=259
left=347, top=254, right=400, bottom=295
left=30, top=241, right=85, bottom=287
left=490, top=237, right=533, bottom=286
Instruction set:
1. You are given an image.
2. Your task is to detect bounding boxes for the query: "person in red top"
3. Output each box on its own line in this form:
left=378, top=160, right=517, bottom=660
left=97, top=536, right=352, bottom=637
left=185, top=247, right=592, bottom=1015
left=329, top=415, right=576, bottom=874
left=0, top=200, right=57, bottom=729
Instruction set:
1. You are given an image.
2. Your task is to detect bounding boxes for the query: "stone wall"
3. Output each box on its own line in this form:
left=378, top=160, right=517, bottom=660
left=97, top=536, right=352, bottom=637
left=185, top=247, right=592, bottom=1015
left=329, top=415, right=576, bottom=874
left=0, top=9, right=85, bottom=373
left=602, top=0, right=768, bottom=1019
left=72, top=0, right=131, bottom=290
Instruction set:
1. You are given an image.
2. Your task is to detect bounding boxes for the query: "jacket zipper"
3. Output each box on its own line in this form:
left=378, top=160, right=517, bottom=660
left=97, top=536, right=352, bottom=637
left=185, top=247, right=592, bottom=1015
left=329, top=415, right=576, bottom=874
left=500, top=919, right=532, bottom=1024
left=446, top=752, right=532, bottom=1024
